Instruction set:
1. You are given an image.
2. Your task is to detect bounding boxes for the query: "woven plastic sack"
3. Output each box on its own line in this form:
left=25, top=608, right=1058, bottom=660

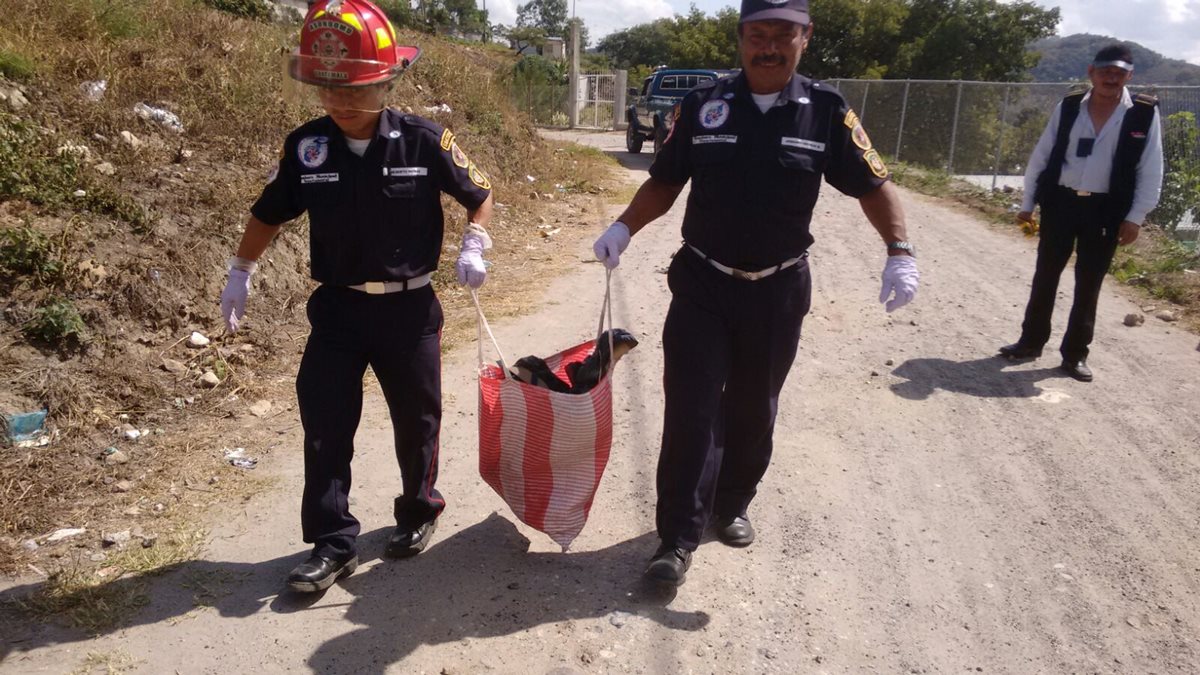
left=473, top=276, right=616, bottom=550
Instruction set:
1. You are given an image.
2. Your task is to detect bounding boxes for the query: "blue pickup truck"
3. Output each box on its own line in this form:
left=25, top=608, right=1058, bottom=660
left=625, top=68, right=733, bottom=154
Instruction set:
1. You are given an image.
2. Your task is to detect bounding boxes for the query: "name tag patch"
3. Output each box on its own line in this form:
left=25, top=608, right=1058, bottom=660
left=383, top=167, right=429, bottom=177
left=693, top=134, right=738, bottom=145
left=782, top=137, right=826, bottom=152
left=301, top=172, right=340, bottom=184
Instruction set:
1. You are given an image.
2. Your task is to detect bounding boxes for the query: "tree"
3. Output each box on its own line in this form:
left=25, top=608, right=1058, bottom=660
left=565, top=17, right=589, bottom=55
left=517, top=0, right=568, bottom=36
left=1148, top=111, right=1200, bottom=231
left=596, top=19, right=674, bottom=70
left=498, top=24, right=548, bottom=53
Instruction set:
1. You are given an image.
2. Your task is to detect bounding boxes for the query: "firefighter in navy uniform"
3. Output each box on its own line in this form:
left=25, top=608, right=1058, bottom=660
left=593, top=0, right=920, bottom=585
left=218, top=0, right=495, bottom=593
left=999, top=44, right=1163, bottom=382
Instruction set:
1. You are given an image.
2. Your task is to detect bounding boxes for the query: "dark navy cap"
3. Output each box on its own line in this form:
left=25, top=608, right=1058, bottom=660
left=740, top=0, right=810, bottom=25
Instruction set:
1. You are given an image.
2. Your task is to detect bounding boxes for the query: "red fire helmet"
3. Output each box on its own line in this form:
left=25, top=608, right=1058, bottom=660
left=289, top=0, right=421, bottom=87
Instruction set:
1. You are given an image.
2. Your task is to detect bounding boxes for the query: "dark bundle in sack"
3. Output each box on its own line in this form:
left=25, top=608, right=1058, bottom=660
left=511, top=329, right=638, bottom=393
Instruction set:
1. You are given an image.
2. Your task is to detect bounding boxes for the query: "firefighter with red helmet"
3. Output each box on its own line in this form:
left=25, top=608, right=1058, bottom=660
left=219, top=0, right=495, bottom=593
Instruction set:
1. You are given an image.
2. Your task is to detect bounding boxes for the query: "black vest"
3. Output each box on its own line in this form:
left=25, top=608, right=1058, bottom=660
left=1034, top=89, right=1158, bottom=224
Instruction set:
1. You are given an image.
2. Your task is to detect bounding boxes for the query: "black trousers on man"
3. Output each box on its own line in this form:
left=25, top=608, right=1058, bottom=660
left=657, top=246, right=812, bottom=551
left=296, top=284, right=445, bottom=562
left=1019, top=187, right=1122, bottom=361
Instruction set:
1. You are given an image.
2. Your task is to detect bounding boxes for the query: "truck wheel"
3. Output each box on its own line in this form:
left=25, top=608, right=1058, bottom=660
left=626, top=123, right=643, bottom=154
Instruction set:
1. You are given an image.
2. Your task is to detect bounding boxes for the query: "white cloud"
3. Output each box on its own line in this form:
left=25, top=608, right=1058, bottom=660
left=485, top=0, right=675, bottom=38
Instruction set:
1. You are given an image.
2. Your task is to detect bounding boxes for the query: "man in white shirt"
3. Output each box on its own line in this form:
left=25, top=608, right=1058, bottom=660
left=999, top=44, right=1163, bottom=382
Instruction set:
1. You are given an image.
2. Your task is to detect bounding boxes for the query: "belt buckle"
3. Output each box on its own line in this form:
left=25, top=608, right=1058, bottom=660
left=1075, top=190, right=1092, bottom=197
left=731, top=268, right=759, bottom=281
left=364, top=281, right=387, bottom=294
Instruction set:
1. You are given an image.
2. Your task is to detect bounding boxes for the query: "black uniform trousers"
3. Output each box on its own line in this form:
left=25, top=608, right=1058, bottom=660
left=657, top=246, right=812, bottom=552
left=296, top=284, right=445, bottom=561
left=1019, top=187, right=1122, bottom=362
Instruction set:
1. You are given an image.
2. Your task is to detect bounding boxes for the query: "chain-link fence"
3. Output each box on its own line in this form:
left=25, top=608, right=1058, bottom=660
left=827, top=79, right=1200, bottom=245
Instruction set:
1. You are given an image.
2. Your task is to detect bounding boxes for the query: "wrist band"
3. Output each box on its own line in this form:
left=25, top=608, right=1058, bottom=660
left=227, top=256, right=258, bottom=273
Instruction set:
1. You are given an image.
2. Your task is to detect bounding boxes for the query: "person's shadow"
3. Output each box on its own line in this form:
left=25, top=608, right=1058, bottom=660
left=1, top=514, right=706, bottom=669
left=604, top=144, right=655, bottom=173
left=303, top=514, right=707, bottom=673
left=889, top=355, right=1066, bottom=400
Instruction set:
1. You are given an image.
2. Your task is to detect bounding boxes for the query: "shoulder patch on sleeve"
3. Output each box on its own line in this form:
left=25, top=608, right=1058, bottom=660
left=450, top=141, right=469, bottom=168
left=843, top=109, right=861, bottom=130
left=440, top=128, right=455, bottom=151
left=863, top=148, right=889, bottom=179
left=468, top=162, right=491, bottom=190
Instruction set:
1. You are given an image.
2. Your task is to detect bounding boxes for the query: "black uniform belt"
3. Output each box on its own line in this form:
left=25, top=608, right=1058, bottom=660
left=346, top=272, right=433, bottom=294
left=687, top=244, right=807, bottom=281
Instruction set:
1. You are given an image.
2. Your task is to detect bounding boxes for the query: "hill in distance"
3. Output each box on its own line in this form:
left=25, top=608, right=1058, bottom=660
left=1030, top=34, right=1200, bottom=85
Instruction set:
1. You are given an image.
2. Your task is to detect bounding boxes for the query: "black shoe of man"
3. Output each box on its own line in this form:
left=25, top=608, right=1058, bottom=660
left=644, top=544, right=692, bottom=586
left=714, top=515, right=756, bottom=547
left=385, top=518, right=438, bottom=558
left=1061, top=359, right=1093, bottom=382
left=998, top=343, right=1043, bottom=359
left=286, top=554, right=358, bottom=593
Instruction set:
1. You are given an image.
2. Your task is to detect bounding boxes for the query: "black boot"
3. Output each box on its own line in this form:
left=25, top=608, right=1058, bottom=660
left=385, top=518, right=438, bottom=558
left=714, top=515, right=756, bottom=547
left=644, top=544, right=692, bottom=586
left=286, top=554, right=358, bottom=593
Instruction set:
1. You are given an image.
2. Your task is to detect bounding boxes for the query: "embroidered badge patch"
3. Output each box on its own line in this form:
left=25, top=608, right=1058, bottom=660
left=265, top=162, right=280, bottom=185
left=298, top=136, right=329, bottom=169
left=699, top=100, right=730, bottom=129
left=450, top=141, right=469, bottom=168
left=851, top=123, right=873, bottom=150
left=863, top=149, right=889, bottom=178
left=440, top=128, right=455, bottom=151
left=843, top=109, right=860, bottom=130
left=468, top=162, right=491, bottom=190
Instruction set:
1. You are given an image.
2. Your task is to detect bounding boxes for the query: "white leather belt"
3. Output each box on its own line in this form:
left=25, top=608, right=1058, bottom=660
left=347, top=272, right=433, bottom=294
left=688, top=244, right=806, bottom=281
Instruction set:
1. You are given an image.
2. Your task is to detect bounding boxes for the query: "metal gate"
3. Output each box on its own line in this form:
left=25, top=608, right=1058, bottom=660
left=574, top=71, right=616, bottom=130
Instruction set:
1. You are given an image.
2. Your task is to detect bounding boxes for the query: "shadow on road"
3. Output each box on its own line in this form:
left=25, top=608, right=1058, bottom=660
left=610, top=148, right=654, bottom=173
left=1, top=514, right=706, bottom=670
left=889, top=356, right=1068, bottom=400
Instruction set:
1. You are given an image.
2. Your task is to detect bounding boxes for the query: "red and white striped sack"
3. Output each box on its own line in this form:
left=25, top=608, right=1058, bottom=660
left=472, top=276, right=616, bottom=550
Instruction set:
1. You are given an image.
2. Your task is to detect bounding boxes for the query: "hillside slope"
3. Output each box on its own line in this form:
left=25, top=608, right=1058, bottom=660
left=0, top=0, right=614, bottom=575
left=1031, top=34, right=1200, bottom=84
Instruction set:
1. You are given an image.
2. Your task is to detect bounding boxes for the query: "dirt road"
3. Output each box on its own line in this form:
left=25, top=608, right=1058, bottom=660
left=4, top=129, right=1200, bottom=674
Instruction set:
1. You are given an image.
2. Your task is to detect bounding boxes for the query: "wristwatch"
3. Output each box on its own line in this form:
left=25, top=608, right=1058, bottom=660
left=887, top=241, right=916, bottom=257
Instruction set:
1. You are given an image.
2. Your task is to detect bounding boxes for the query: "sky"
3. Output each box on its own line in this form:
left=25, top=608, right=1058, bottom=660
left=482, top=0, right=1200, bottom=67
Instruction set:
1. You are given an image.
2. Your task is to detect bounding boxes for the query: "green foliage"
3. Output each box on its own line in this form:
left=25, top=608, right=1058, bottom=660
left=0, top=226, right=63, bottom=283
left=376, top=0, right=418, bottom=27
left=23, top=298, right=86, bottom=345
left=517, top=0, right=567, bottom=36
left=1148, top=111, right=1200, bottom=232
left=0, top=48, right=35, bottom=80
left=512, top=55, right=565, bottom=84
left=201, top=0, right=271, bottom=21
left=0, top=113, right=83, bottom=209
left=0, top=113, right=148, bottom=228
left=599, top=0, right=1057, bottom=80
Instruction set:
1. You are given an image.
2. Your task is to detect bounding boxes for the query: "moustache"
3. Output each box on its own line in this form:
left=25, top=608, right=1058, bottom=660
left=752, top=56, right=784, bottom=67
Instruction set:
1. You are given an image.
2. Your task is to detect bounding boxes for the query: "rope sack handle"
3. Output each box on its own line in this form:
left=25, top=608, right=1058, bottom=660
left=473, top=269, right=614, bottom=379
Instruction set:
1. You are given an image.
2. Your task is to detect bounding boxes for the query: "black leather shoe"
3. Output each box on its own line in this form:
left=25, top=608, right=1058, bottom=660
left=714, top=515, right=755, bottom=547
left=286, top=554, right=357, bottom=593
left=385, top=518, right=438, bottom=558
left=644, top=544, right=692, bottom=586
left=998, top=343, right=1043, bottom=359
left=1061, top=359, right=1093, bottom=382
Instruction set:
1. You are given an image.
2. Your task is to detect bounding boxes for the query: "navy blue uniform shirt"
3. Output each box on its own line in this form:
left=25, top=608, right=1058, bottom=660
left=252, top=108, right=492, bottom=285
left=650, top=72, right=889, bottom=270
